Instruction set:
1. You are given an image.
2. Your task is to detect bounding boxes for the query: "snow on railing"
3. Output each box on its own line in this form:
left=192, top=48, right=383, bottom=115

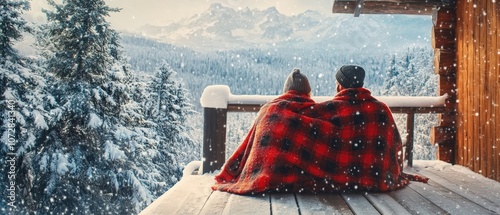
left=201, top=85, right=447, bottom=109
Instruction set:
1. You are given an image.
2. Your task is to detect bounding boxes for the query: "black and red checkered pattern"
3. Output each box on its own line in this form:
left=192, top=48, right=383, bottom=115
left=213, top=89, right=428, bottom=194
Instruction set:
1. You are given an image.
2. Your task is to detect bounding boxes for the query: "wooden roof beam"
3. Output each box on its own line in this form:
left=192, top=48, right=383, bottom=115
left=333, top=0, right=453, bottom=16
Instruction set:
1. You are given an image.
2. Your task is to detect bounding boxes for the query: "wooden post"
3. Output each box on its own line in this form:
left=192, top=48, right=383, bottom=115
left=406, top=112, right=415, bottom=167
left=354, top=0, right=365, bottom=17
left=202, top=108, right=228, bottom=173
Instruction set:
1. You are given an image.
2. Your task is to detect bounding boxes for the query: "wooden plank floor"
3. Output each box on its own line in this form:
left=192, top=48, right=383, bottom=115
left=140, top=161, right=500, bottom=215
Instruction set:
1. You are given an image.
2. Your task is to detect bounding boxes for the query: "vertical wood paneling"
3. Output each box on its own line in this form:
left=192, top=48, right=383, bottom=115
left=460, top=0, right=468, bottom=169
left=485, top=0, right=493, bottom=179
left=491, top=7, right=498, bottom=176
left=478, top=0, right=487, bottom=176
left=456, top=0, right=465, bottom=165
left=456, top=0, right=500, bottom=181
left=480, top=0, right=489, bottom=178
left=474, top=0, right=481, bottom=173
left=468, top=0, right=476, bottom=171
left=457, top=0, right=469, bottom=170
left=464, top=2, right=474, bottom=169
left=489, top=1, right=500, bottom=181
left=463, top=0, right=470, bottom=168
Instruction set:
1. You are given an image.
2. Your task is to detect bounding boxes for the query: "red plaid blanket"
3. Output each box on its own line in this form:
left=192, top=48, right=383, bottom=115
left=213, top=89, right=428, bottom=194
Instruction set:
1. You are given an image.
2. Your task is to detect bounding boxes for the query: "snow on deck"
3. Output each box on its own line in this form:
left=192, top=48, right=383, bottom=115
left=140, top=160, right=500, bottom=215
left=200, top=85, right=447, bottom=109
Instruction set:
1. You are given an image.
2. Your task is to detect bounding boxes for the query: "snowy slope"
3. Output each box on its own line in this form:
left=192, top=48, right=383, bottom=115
left=135, top=3, right=432, bottom=52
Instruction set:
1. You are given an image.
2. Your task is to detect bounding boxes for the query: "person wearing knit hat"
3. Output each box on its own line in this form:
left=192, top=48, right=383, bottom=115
left=335, top=65, right=365, bottom=92
left=295, top=64, right=428, bottom=192
left=283, top=68, right=312, bottom=95
left=214, top=68, right=321, bottom=194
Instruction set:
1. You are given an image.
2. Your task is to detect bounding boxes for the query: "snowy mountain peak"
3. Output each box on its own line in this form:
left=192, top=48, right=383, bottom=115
left=240, top=6, right=251, bottom=13
left=264, top=6, right=280, bottom=14
left=207, top=2, right=234, bottom=13
left=299, top=10, right=324, bottom=19
left=209, top=2, right=224, bottom=9
left=133, top=3, right=432, bottom=52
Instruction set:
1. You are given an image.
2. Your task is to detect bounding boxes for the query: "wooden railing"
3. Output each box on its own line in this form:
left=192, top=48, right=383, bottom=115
left=200, top=85, right=447, bottom=173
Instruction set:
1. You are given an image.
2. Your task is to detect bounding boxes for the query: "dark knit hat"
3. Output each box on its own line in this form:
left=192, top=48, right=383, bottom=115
left=335, top=65, right=365, bottom=88
left=283, top=68, right=311, bottom=94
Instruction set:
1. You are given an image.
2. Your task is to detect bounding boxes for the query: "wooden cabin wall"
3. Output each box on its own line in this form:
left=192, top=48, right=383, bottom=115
left=456, top=0, right=499, bottom=181
left=431, top=7, right=458, bottom=164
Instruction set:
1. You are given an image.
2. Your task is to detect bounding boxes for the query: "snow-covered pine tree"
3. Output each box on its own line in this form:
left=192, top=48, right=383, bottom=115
left=380, top=48, right=438, bottom=160
left=403, top=47, right=438, bottom=160
left=0, top=1, right=52, bottom=213
left=30, top=0, right=168, bottom=213
left=0, top=0, right=32, bottom=65
left=146, top=62, right=196, bottom=179
left=382, top=54, right=402, bottom=96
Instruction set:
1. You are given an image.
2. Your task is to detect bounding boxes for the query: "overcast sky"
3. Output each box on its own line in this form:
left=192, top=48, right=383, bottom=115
left=27, top=0, right=333, bottom=31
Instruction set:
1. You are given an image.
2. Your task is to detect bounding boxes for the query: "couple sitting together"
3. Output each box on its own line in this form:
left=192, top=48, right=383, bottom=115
left=212, top=65, right=428, bottom=194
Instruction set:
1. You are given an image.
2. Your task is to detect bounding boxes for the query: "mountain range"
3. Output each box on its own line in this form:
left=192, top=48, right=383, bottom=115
left=132, top=3, right=433, bottom=52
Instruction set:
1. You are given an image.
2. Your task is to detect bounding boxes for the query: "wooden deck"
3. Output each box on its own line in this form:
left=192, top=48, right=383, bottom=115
left=140, top=160, right=500, bottom=215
